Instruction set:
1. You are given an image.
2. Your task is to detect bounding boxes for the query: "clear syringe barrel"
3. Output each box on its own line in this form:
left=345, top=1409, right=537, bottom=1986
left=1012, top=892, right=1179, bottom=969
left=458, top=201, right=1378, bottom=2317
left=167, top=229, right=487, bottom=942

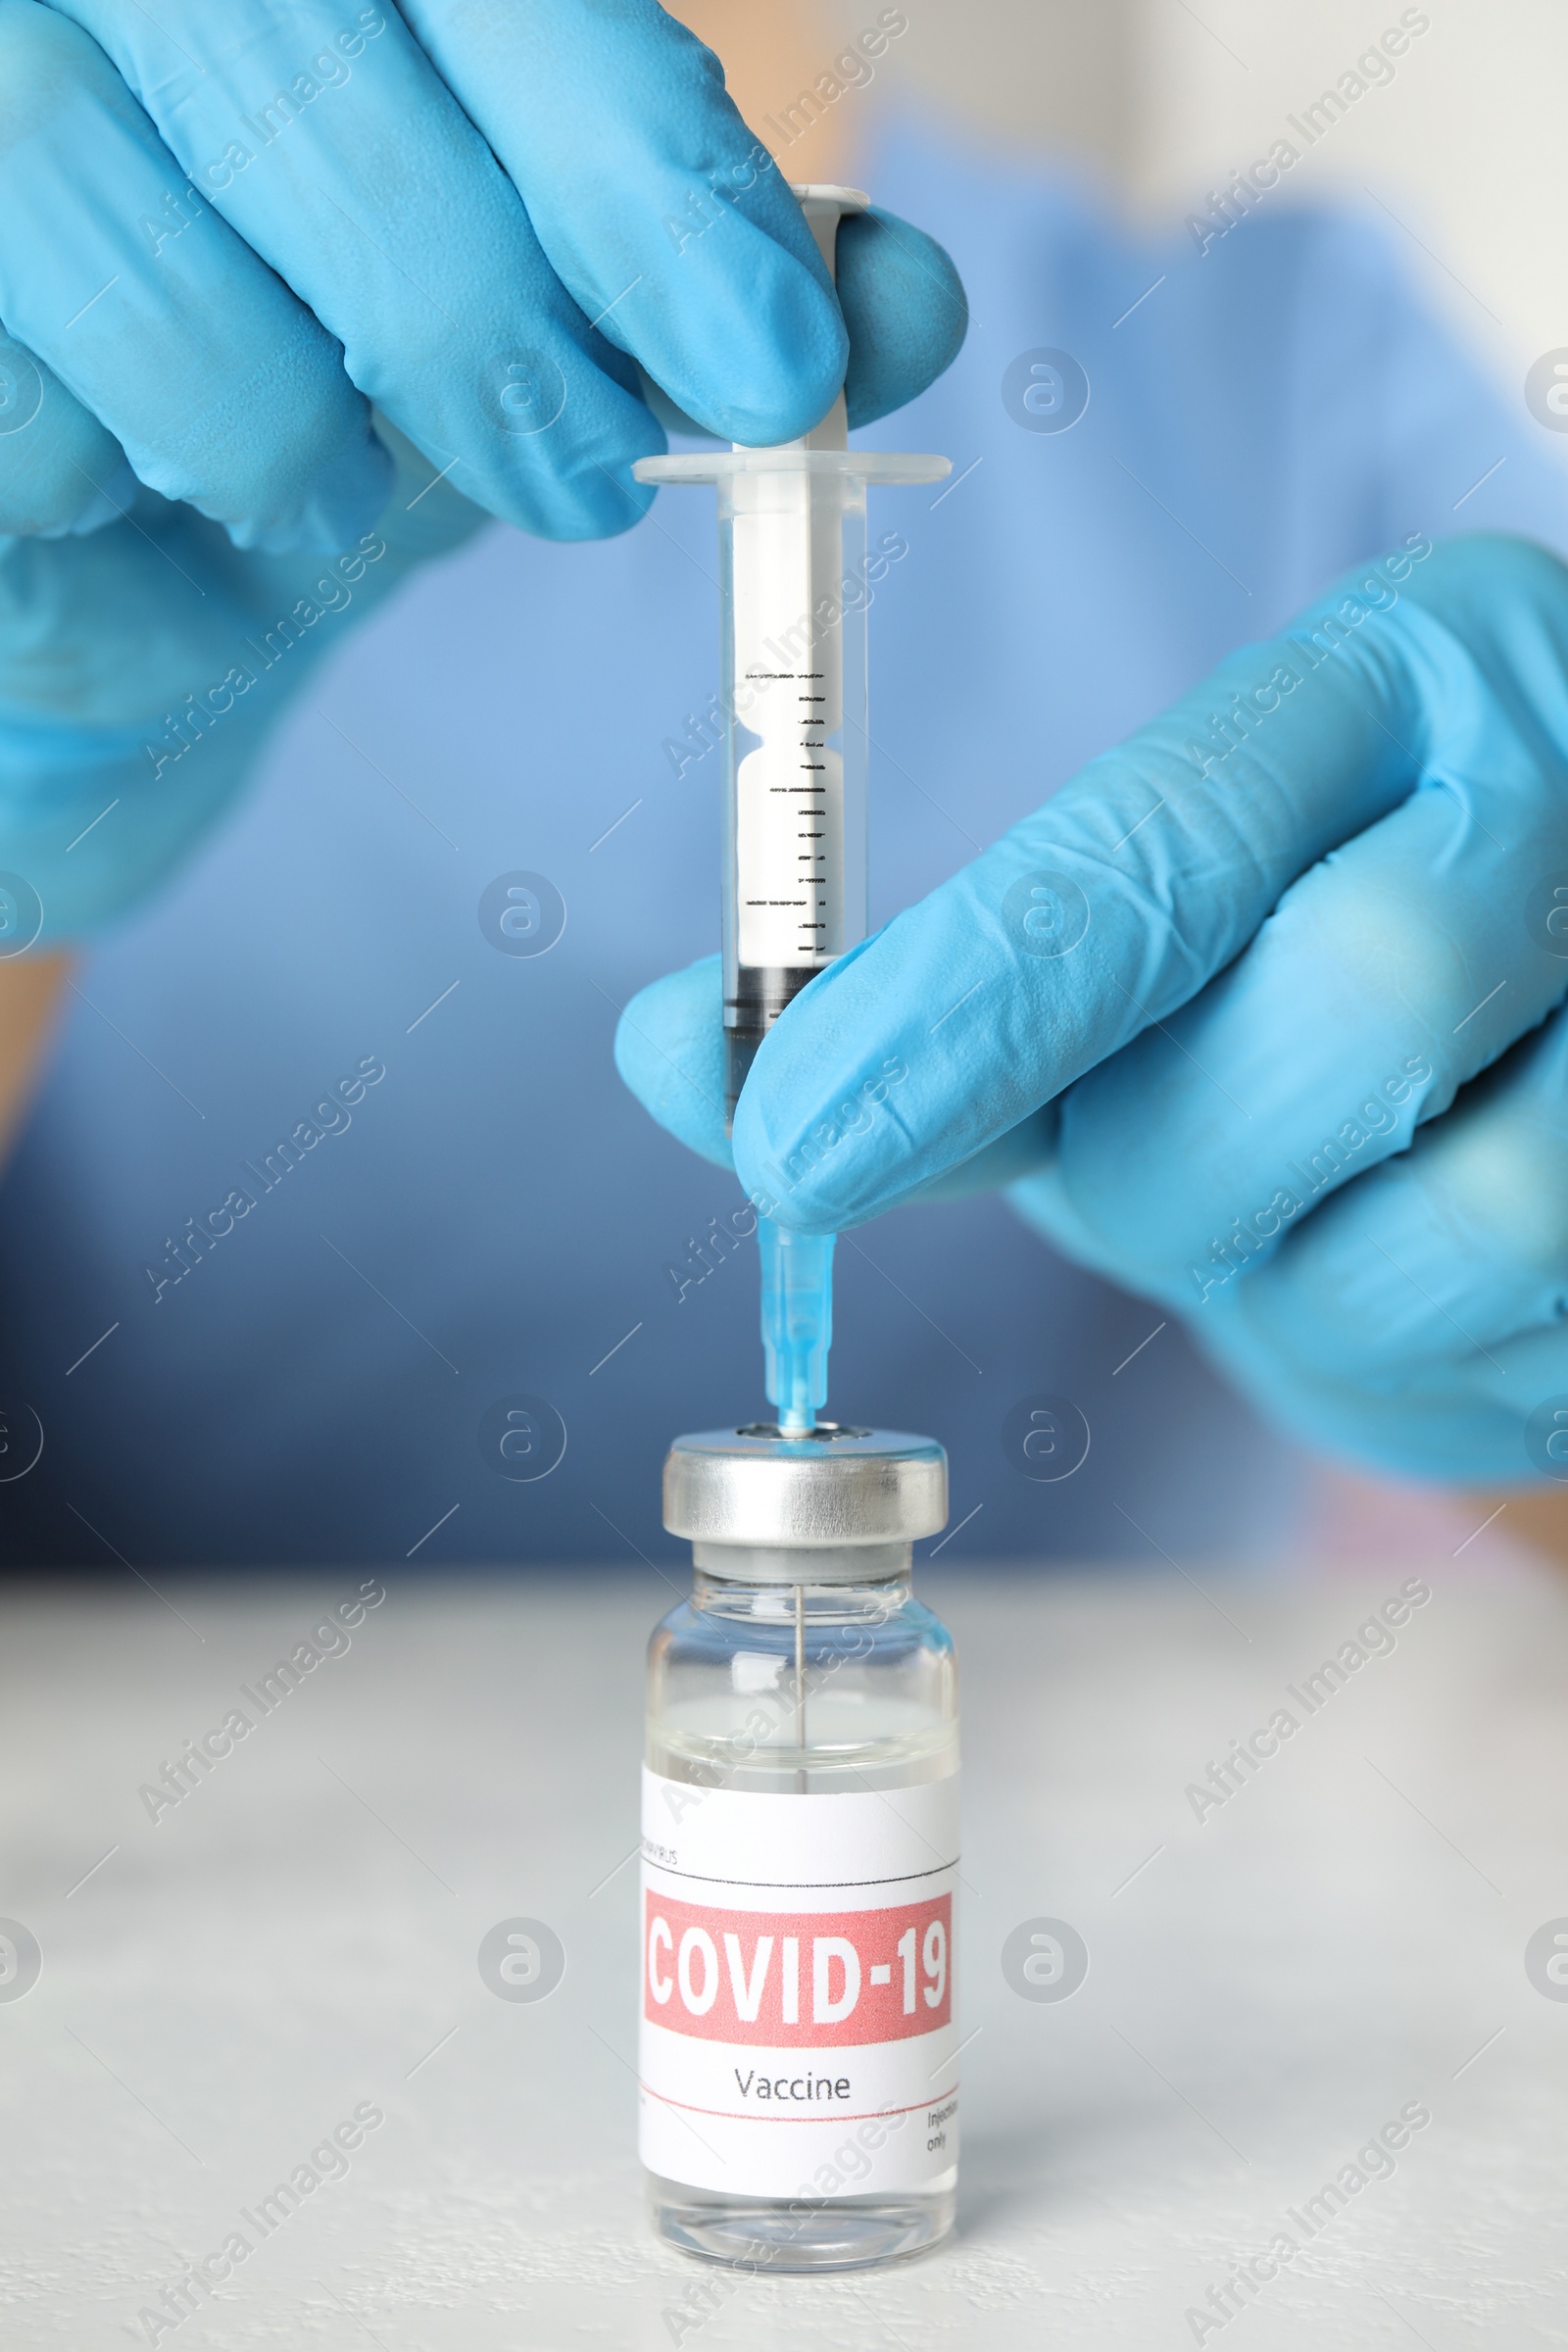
left=635, top=186, right=948, bottom=1125
left=720, top=450, right=866, bottom=1112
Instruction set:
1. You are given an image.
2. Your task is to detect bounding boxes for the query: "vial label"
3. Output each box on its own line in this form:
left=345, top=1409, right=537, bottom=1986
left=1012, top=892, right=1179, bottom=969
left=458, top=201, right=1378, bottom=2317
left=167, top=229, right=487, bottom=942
left=638, top=1768, right=959, bottom=2198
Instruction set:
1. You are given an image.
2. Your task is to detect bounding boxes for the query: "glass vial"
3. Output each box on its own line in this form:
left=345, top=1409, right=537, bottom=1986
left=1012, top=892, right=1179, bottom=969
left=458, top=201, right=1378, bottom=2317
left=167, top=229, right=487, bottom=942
left=639, top=1426, right=958, bottom=2271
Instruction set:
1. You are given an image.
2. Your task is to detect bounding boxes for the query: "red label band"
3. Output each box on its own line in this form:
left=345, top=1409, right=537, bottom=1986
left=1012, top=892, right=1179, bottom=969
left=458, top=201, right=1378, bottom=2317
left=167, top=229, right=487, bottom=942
left=644, top=1890, right=952, bottom=2046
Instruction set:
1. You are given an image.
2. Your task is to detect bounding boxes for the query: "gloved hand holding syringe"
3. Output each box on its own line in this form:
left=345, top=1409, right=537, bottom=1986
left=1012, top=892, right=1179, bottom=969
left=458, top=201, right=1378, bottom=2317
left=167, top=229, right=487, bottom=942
left=636, top=188, right=949, bottom=1430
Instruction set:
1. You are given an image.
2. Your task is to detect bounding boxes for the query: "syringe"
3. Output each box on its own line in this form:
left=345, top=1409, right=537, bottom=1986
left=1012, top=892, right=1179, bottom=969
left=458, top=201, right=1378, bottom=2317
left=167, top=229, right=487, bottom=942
left=637, top=186, right=948, bottom=1433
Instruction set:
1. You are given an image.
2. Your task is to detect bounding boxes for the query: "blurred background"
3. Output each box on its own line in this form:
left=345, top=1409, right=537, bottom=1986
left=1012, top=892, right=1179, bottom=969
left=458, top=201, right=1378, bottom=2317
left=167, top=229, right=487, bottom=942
left=877, top=0, right=1568, bottom=395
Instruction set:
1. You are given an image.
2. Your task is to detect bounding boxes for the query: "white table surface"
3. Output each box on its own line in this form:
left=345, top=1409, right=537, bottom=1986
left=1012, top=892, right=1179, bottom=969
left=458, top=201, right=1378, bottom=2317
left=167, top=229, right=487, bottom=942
left=4, top=1556, right=1567, bottom=2349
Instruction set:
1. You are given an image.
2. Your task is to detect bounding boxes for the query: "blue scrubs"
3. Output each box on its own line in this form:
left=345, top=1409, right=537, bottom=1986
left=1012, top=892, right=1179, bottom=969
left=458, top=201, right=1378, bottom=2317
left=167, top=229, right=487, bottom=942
left=3, top=117, right=1565, bottom=1570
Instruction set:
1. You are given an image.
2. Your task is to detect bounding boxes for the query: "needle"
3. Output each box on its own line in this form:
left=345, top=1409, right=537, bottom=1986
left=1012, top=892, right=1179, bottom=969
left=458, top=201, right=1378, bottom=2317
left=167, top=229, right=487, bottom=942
left=795, top=1582, right=807, bottom=1793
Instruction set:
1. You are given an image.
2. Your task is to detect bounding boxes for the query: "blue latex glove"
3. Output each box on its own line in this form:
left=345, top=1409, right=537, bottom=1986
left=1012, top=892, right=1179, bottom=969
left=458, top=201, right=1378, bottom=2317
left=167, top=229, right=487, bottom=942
left=617, top=533, right=1568, bottom=1487
left=0, top=0, right=966, bottom=935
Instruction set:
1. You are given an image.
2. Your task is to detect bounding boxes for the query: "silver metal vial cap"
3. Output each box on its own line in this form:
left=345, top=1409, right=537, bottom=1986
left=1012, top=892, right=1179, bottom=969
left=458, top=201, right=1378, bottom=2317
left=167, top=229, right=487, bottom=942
left=662, top=1426, right=948, bottom=1579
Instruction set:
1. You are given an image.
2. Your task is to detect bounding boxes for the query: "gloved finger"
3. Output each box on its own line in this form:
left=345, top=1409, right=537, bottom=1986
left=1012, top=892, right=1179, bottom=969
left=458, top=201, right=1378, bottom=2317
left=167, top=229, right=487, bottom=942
left=0, top=423, right=476, bottom=750
left=636, top=205, right=967, bottom=443
left=1008, top=1121, right=1568, bottom=1486
left=0, top=1, right=388, bottom=552
left=908, top=1106, right=1059, bottom=1203
left=0, top=326, right=132, bottom=537
left=730, top=533, right=1562, bottom=1232
left=0, top=502, right=327, bottom=930
left=611, top=950, right=1049, bottom=1194
left=1182, top=1010, right=1568, bottom=1481
left=0, top=427, right=473, bottom=935
left=1048, top=691, right=1568, bottom=1304
left=393, top=0, right=851, bottom=446
left=839, top=209, right=969, bottom=429
left=1188, top=1285, right=1566, bottom=1486
left=615, top=956, right=734, bottom=1171
left=51, top=0, right=655, bottom=543
left=1242, top=1004, right=1568, bottom=1373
